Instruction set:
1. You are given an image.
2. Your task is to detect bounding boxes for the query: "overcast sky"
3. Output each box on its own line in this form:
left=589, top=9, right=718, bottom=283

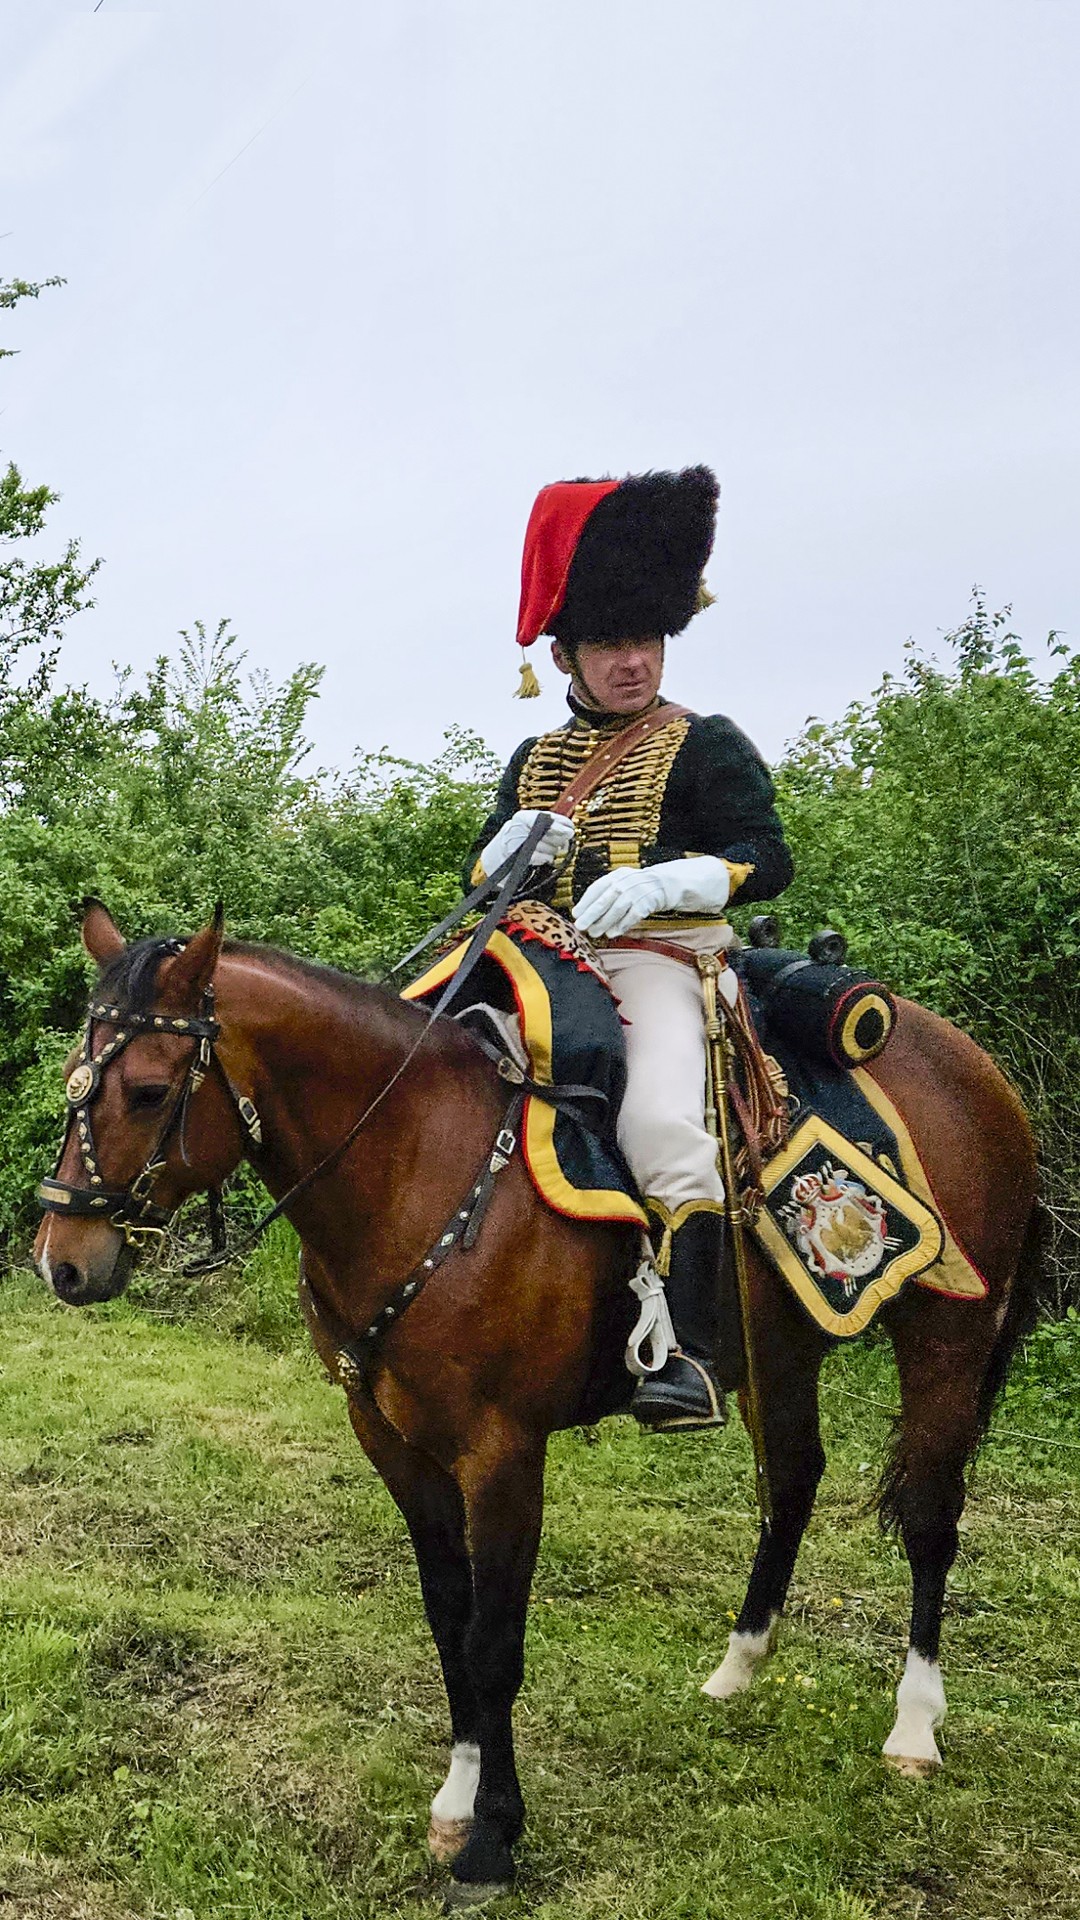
left=2, top=2, right=1077, bottom=776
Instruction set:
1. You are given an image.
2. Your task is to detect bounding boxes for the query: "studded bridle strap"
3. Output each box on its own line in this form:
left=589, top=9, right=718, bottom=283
left=39, top=814, right=553, bottom=1265
left=36, top=985, right=261, bottom=1247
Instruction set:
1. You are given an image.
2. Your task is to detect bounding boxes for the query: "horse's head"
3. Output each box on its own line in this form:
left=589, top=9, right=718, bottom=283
left=34, top=900, right=245, bottom=1306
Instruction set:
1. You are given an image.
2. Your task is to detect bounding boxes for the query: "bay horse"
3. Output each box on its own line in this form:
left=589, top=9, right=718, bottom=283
left=34, top=901, right=1040, bottom=1904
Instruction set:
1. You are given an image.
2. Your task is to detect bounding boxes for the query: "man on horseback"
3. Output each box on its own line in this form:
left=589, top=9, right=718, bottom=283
left=468, top=466, right=794, bottom=1430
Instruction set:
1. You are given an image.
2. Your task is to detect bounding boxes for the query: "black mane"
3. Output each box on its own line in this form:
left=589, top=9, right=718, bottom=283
left=94, top=934, right=383, bottom=1015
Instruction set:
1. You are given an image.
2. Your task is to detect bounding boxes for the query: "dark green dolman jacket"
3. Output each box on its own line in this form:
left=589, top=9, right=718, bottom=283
left=466, top=697, right=793, bottom=925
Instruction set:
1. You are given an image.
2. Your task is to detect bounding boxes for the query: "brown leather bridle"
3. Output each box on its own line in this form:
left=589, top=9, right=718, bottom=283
left=36, top=981, right=261, bottom=1250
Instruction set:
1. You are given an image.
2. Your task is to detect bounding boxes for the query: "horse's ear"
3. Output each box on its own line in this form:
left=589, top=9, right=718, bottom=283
left=81, top=897, right=126, bottom=964
left=165, top=903, right=225, bottom=999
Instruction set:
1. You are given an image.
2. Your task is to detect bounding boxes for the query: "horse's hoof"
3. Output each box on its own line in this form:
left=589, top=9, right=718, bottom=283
left=702, top=1661, right=752, bottom=1700
left=701, top=1624, right=776, bottom=1699
left=443, top=1881, right=512, bottom=1911
left=883, top=1750, right=941, bottom=1779
left=429, top=1815, right=474, bottom=1863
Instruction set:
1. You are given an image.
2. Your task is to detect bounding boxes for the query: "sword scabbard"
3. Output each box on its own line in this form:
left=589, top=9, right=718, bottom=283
left=697, top=954, right=773, bottom=1529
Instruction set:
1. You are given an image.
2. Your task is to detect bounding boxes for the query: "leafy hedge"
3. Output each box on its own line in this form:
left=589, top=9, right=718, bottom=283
left=772, top=595, right=1079, bottom=1310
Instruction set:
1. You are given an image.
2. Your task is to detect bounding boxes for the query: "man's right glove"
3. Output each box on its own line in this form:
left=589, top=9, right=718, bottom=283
left=477, top=809, right=576, bottom=878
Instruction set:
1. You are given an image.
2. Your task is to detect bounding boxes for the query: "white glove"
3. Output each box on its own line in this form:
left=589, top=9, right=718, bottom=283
left=573, top=855, right=731, bottom=938
left=478, top=809, right=576, bottom=878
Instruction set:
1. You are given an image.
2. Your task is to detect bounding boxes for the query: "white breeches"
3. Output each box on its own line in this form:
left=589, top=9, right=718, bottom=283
left=600, top=926, right=737, bottom=1216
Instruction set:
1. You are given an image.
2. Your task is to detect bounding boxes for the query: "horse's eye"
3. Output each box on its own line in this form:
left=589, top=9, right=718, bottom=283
left=129, top=1084, right=170, bottom=1111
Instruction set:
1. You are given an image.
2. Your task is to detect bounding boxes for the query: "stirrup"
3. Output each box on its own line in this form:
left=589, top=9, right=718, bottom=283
left=631, top=1350, right=727, bottom=1432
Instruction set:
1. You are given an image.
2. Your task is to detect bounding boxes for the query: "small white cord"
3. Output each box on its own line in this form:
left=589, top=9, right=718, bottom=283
left=625, top=1251, right=676, bottom=1376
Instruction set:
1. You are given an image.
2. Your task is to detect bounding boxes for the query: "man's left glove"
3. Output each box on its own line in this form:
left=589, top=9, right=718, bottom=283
left=573, top=855, right=732, bottom=939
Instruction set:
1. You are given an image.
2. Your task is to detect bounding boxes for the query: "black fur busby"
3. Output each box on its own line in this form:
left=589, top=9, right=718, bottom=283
left=548, top=465, right=718, bottom=646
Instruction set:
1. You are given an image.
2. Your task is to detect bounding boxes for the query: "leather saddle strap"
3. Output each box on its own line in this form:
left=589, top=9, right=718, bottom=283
left=551, top=704, right=693, bottom=818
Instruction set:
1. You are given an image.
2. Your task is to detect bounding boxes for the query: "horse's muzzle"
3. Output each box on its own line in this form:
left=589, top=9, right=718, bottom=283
left=36, top=1223, right=136, bottom=1307
left=50, top=1256, right=131, bottom=1306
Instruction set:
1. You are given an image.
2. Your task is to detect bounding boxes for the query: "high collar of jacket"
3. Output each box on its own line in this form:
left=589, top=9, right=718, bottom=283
left=566, top=689, right=667, bottom=733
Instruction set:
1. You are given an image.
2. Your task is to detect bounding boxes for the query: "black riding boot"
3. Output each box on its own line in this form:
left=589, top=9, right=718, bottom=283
left=631, top=1209, right=739, bottom=1431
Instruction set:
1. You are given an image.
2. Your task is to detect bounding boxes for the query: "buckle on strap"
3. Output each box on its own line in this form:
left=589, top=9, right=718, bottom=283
left=128, top=1161, right=167, bottom=1204
left=489, top=1126, right=517, bottom=1173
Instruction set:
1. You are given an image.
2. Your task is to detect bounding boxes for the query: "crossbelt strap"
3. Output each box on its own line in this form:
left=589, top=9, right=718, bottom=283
left=550, top=704, right=693, bottom=817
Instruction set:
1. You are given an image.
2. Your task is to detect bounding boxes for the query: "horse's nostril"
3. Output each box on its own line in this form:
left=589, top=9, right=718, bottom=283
left=51, top=1262, right=82, bottom=1300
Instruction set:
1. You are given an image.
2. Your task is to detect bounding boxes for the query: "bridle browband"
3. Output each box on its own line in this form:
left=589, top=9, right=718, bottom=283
left=37, top=980, right=262, bottom=1250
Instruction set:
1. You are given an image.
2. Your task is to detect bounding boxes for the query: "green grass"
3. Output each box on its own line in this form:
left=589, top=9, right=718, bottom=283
left=0, top=1252, right=1077, bottom=1920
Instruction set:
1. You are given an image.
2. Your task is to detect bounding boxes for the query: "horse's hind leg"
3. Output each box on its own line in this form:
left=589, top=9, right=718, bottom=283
left=704, top=1295, right=827, bottom=1699
left=879, top=1310, right=991, bottom=1775
left=445, top=1421, right=546, bottom=1903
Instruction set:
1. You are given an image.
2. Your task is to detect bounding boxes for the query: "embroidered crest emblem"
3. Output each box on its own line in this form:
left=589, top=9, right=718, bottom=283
left=749, top=1113, right=945, bottom=1338
left=780, top=1164, right=900, bottom=1298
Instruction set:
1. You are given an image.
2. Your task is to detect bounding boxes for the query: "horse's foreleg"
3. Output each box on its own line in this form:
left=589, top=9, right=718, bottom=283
left=880, top=1317, right=988, bottom=1775
left=445, top=1423, right=545, bottom=1902
left=408, top=1489, right=482, bottom=1860
left=703, top=1299, right=826, bottom=1701
left=343, top=1399, right=479, bottom=1858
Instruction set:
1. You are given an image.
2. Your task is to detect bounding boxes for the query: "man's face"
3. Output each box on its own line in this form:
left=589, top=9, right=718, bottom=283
left=552, top=636, right=665, bottom=715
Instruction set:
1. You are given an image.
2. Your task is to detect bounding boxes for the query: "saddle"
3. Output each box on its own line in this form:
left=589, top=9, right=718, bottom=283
left=611, top=928, right=986, bottom=1333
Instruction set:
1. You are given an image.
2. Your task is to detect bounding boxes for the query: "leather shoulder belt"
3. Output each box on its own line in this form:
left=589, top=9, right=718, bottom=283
left=551, top=704, right=693, bottom=817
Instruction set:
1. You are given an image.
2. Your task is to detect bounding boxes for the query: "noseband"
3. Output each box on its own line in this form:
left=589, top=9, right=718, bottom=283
left=37, top=984, right=262, bottom=1249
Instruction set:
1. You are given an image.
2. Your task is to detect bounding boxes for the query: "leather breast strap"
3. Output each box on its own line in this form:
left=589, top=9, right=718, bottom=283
left=550, top=703, right=693, bottom=817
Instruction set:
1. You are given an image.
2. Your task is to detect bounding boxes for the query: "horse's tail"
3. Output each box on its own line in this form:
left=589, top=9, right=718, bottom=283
left=877, top=1197, right=1045, bottom=1535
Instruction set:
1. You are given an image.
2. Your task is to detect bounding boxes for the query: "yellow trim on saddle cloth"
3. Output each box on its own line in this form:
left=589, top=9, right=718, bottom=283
left=402, top=932, right=648, bottom=1228
left=852, top=1069, right=988, bottom=1300
left=751, top=1115, right=945, bottom=1338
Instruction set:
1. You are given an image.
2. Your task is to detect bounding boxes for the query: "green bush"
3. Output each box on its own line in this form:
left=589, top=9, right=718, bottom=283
left=769, top=592, right=1080, bottom=1310
left=3, top=546, right=1075, bottom=1311
left=0, top=618, right=497, bottom=1237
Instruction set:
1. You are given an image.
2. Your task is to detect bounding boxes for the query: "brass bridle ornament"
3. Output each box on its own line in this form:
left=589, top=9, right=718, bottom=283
left=37, top=981, right=261, bottom=1251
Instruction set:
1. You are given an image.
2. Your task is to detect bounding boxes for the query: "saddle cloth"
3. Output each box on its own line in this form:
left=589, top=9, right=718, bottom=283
left=740, top=990, right=987, bottom=1334
left=403, top=902, right=987, bottom=1331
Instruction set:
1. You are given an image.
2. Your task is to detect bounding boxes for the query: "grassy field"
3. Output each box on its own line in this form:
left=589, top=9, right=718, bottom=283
left=0, top=1244, right=1077, bottom=1920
